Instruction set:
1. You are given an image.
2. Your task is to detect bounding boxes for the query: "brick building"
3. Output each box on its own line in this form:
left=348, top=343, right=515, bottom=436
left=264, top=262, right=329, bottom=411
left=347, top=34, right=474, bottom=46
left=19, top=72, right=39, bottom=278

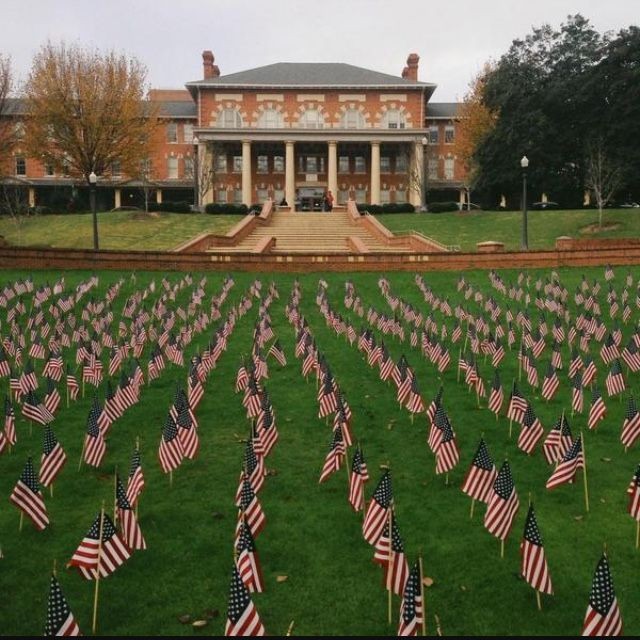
left=1, top=52, right=467, bottom=211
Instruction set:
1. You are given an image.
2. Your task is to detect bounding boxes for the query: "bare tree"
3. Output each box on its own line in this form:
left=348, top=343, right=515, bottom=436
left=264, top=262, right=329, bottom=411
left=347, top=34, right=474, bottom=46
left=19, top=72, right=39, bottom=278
left=585, top=139, right=624, bottom=229
left=23, top=42, right=160, bottom=187
left=0, top=54, right=16, bottom=165
left=186, top=142, right=222, bottom=211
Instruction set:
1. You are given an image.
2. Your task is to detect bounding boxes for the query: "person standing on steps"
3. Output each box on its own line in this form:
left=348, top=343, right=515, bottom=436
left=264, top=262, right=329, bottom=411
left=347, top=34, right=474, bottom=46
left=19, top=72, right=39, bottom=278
left=325, top=189, right=334, bottom=212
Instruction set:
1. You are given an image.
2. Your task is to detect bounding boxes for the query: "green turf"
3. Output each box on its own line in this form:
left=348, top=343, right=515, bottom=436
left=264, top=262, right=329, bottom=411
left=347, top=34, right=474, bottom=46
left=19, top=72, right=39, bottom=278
left=0, top=266, right=639, bottom=636
left=377, top=208, right=640, bottom=252
left=0, top=211, right=243, bottom=250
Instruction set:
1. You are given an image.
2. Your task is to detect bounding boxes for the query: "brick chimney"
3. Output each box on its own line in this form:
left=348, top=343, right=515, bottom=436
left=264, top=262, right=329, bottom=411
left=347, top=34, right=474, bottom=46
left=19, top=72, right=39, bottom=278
left=202, top=50, right=220, bottom=79
left=404, top=53, right=419, bottom=81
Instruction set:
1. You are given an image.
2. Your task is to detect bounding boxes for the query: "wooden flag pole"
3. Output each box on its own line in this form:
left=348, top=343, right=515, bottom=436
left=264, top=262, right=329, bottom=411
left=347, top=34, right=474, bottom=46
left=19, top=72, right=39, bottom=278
left=387, top=506, right=394, bottom=625
left=536, top=590, right=542, bottom=611
left=581, top=431, right=590, bottom=513
left=169, top=468, right=173, bottom=488
left=50, top=483, right=54, bottom=498
left=500, top=539, right=505, bottom=559
left=77, top=437, right=87, bottom=472
left=418, top=551, right=427, bottom=636
left=285, top=621, right=295, bottom=636
left=469, top=499, right=475, bottom=520
left=19, top=510, right=24, bottom=532
left=92, top=503, right=106, bottom=635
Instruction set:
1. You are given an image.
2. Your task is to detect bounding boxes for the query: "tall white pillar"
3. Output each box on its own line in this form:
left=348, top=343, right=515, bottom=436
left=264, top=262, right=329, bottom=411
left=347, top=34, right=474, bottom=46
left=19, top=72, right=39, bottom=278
left=242, top=140, right=252, bottom=206
left=28, top=187, right=36, bottom=208
left=156, top=189, right=162, bottom=204
left=328, top=140, right=338, bottom=200
left=370, top=141, right=381, bottom=205
left=114, top=188, right=121, bottom=209
left=285, top=140, right=295, bottom=209
left=410, top=140, right=423, bottom=207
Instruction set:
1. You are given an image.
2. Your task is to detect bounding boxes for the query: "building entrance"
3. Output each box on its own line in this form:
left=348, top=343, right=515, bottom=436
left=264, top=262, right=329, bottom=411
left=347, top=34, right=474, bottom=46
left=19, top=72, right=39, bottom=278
left=296, top=187, right=325, bottom=211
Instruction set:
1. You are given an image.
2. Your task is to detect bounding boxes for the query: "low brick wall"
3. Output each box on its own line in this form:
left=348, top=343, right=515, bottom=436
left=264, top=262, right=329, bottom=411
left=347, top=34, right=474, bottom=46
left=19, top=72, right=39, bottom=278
left=3, top=244, right=640, bottom=273
left=555, top=237, right=640, bottom=251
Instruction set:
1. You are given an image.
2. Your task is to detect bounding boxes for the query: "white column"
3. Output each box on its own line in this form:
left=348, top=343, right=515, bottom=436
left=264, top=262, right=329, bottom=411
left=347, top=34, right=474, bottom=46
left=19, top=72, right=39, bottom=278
left=328, top=140, right=338, bottom=200
left=28, top=187, right=36, bottom=208
left=459, top=188, right=465, bottom=209
left=541, top=192, right=548, bottom=203
left=114, top=188, right=121, bottom=209
left=285, top=140, right=295, bottom=208
left=242, top=139, right=252, bottom=206
left=370, top=141, right=381, bottom=205
left=410, top=140, right=423, bottom=207
left=156, top=189, right=162, bottom=204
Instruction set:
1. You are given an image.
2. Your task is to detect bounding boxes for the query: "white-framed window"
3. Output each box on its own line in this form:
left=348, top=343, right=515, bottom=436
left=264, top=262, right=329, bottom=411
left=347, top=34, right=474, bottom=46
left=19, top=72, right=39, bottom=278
left=380, top=189, right=391, bottom=204
left=428, top=158, right=439, bottom=180
left=395, top=154, right=408, bottom=173
left=382, top=109, right=406, bottom=129
left=338, top=189, right=349, bottom=204
left=257, top=155, right=269, bottom=173
left=355, top=188, right=367, bottom=203
left=184, top=157, right=194, bottom=178
left=380, top=156, right=391, bottom=173
left=167, top=157, right=178, bottom=179
left=354, top=156, right=366, bottom=173
left=233, top=189, right=243, bottom=203
left=14, top=121, right=25, bottom=138
left=445, top=125, right=455, bottom=144
left=111, top=161, right=121, bottom=177
left=257, top=188, right=269, bottom=202
left=273, top=189, right=284, bottom=203
left=306, top=156, right=318, bottom=173
left=232, top=156, right=243, bottom=173
left=216, top=189, right=228, bottom=203
left=338, top=156, right=350, bottom=173
left=15, top=156, right=26, bottom=176
left=428, top=125, right=439, bottom=144
left=257, top=108, right=283, bottom=128
left=273, top=155, right=284, bottom=172
left=217, top=109, right=243, bottom=128
left=395, top=189, right=407, bottom=203
left=183, top=123, right=194, bottom=143
left=444, top=157, right=455, bottom=180
left=216, top=154, right=228, bottom=173
left=44, top=163, right=55, bottom=177
left=299, top=108, right=324, bottom=129
left=342, top=108, right=365, bottom=129
left=166, top=122, right=178, bottom=143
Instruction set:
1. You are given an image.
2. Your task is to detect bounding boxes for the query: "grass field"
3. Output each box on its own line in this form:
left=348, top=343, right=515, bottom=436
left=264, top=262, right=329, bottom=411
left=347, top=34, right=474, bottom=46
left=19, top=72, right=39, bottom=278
left=1, top=266, right=640, bottom=636
left=378, top=208, right=640, bottom=252
left=0, top=211, right=242, bottom=251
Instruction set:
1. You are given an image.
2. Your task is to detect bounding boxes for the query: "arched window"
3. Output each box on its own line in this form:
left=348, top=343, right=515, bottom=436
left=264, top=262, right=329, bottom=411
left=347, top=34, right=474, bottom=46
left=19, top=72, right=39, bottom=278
left=257, top=108, right=283, bottom=128
left=341, top=108, right=365, bottom=129
left=382, top=109, right=406, bottom=129
left=217, top=108, right=243, bottom=128
left=299, top=108, right=324, bottom=129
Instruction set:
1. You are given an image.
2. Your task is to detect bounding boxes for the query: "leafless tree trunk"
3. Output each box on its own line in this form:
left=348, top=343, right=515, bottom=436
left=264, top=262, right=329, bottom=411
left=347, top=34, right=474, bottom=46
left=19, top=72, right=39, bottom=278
left=585, top=139, right=624, bottom=229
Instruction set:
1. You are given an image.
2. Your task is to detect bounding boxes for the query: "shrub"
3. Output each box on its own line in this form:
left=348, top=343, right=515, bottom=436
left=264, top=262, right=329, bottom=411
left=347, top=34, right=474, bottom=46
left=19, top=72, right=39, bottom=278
left=428, top=201, right=459, bottom=213
left=381, top=202, right=415, bottom=214
left=204, top=203, right=249, bottom=215
left=153, top=201, right=192, bottom=213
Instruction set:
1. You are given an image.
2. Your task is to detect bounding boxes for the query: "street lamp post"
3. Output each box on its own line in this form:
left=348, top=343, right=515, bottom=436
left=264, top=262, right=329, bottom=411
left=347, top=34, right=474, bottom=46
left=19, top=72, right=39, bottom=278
left=192, top=136, right=199, bottom=211
left=89, top=171, right=99, bottom=250
left=421, top=136, right=428, bottom=212
left=520, top=155, right=529, bottom=250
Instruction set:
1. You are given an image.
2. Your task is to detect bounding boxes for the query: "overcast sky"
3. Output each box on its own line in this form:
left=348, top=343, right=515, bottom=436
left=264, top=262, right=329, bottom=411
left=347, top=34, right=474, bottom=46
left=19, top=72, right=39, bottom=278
left=3, top=0, right=637, bottom=102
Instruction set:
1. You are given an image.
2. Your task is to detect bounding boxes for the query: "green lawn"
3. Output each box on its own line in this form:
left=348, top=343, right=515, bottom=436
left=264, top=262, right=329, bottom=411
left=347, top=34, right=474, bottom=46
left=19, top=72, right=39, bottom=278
left=1, top=267, right=640, bottom=636
left=0, top=211, right=243, bottom=251
left=377, top=208, right=640, bottom=252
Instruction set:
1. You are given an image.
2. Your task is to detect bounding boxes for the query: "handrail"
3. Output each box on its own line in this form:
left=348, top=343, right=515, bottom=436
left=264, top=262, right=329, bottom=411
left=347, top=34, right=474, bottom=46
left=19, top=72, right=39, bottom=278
left=401, top=229, right=461, bottom=253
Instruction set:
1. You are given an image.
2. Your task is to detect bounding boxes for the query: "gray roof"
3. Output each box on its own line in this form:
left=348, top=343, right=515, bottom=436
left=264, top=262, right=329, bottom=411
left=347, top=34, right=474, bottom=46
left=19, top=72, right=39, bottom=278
left=0, top=98, right=28, bottom=116
left=187, top=62, right=434, bottom=89
left=427, top=102, right=460, bottom=119
left=158, top=100, right=197, bottom=118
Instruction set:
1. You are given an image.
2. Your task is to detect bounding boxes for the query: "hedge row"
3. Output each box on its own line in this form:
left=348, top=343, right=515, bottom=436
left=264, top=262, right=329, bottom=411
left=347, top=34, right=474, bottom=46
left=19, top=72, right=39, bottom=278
left=204, top=203, right=250, bottom=215
left=356, top=203, right=416, bottom=214
left=428, top=201, right=460, bottom=213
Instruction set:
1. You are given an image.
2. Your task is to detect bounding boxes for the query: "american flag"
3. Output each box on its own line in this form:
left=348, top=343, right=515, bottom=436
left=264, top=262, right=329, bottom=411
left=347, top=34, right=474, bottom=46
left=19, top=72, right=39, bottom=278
left=517, top=402, right=544, bottom=455
left=363, top=470, right=392, bottom=545
left=520, top=504, right=553, bottom=595
left=588, top=385, right=607, bottom=430
left=116, top=476, right=146, bottom=550
left=582, top=357, right=598, bottom=387
left=40, top=424, right=66, bottom=488
left=572, top=372, right=584, bottom=414
left=319, top=424, right=346, bottom=483
left=44, top=575, right=80, bottom=636
left=542, top=414, right=573, bottom=464
left=66, top=366, right=79, bottom=402
left=348, top=446, right=369, bottom=512
left=22, top=390, right=54, bottom=425
left=507, top=382, right=527, bottom=424
left=620, top=396, right=640, bottom=449
left=426, top=386, right=443, bottom=425
left=158, top=413, right=184, bottom=473
left=4, top=395, right=16, bottom=446
left=541, top=363, right=560, bottom=401
left=373, top=512, right=409, bottom=596
left=405, top=376, right=425, bottom=414
left=83, top=397, right=106, bottom=468
left=244, top=439, right=265, bottom=494
left=628, top=464, right=640, bottom=521
left=126, top=446, right=145, bottom=506
left=488, top=369, right=504, bottom=415
left=546, top=435, right=584, bottom=489
left=68, top=511, right=131, bottom=580
left=236, top=520, right=264, bottom=593
left=267, top=339, right=287, bottom=366
left=600, top=333, right=619, bottom=364
left=236, top=475, right=266, bottom=542
left=605, top=360, right=625, bottom=397
left=10, top=457, right=49, bottom=530
left=225, top=565, right=265, bottom=637
left=435, top=410, right=459, bottom=475
left=582, top=554, right=622, bottom=636
left=397, top=562, right=423, bottom=637
left=177, top=404, right=199, bottom=460
left=461, top=438, right=497, bottom=504
left=484, top=461, right=520, bottom=541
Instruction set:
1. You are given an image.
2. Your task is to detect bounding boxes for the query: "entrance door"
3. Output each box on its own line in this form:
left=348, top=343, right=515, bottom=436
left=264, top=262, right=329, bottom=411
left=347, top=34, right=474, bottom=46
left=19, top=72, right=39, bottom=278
left=297, top=187, right=325, bottom=211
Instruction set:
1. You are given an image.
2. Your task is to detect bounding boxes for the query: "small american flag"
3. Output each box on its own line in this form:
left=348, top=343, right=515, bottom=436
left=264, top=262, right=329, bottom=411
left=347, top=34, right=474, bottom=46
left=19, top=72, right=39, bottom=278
left=116, top=476, right=146, bottom=550
left=605, top=360, right=626, bottom=397
left=517, top=402, right=544, bottom=455
left=461, top=438, right=497, bottom=504
left=158, top=413, right=184, bottom=474
left=224, top=565, right=265, bottom=637
left=588, top=385, right=607, bottom=430
left=582, top=554, right=622, bottom=636
left=44, top=575, right=80, bottom=636
left=363, top=470, right=392, bottom=545
left=126, top=446, right=145, bottom=506
left=520, top=504, right=553, bottom=595
left=235, top=475, right=266, bottom=542
left=40, top=425, right=67, bottom=488
left=373, top=512, right=409, bottom=596
left=620, top=396, right=640, bottom=449
left=546, top=435, right=584, bottom=489
left=397, top=562, right=423, bottom=637
left=235, top=520, right=264, bottom=593
left=348, top=446, right=369, bottom=512
left=435, top=410, right=459, bottom=475
left=484, top=461, right=520, bottom=541
left=319, top=424, right=345, bottom=483
left=628, top=464, right=640, bottom=522
left=83, top=397, right=106, bottom=468
left=10, top=457, right=49, bottom=530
